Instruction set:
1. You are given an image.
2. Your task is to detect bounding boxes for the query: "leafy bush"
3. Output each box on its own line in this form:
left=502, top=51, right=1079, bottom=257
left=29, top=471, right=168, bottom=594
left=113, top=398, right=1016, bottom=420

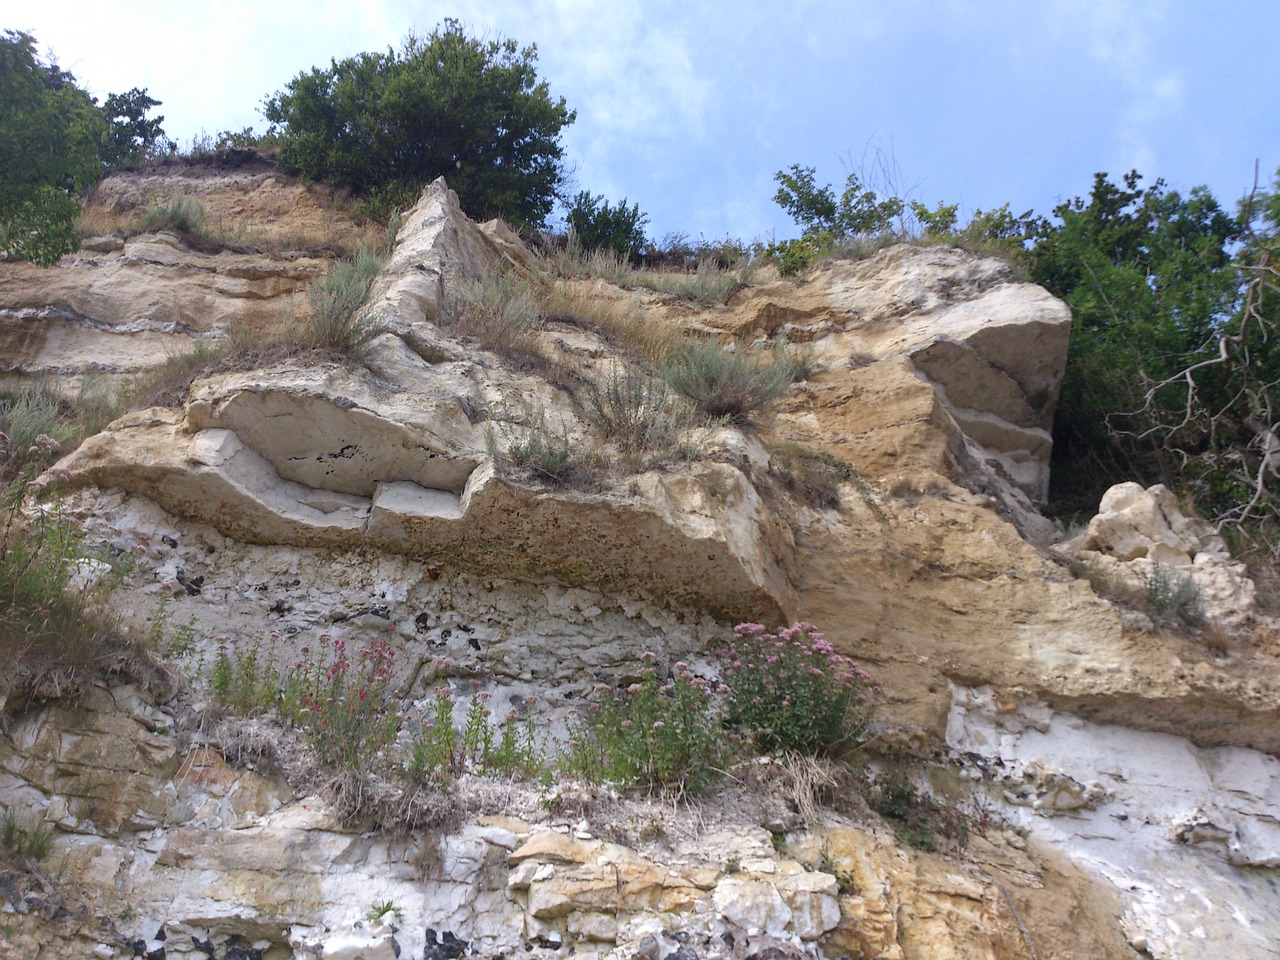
left=100, top=87, right=174, bottom=166
left=305, top=248, right=386, bottom=352
left=773, top=164, right=902, bottom=239
left=1, top=31, right=104, bottom=264
left=765, top=235, right=830, bottom=278
left=0, top=385, right=73, bottom=481
left=2, top=31, right=171, bottom=264
left=566, top=191, right=649, bottom=262
left=562, top=656, right=725, bottom=792
left=714, top=622, right=876, bottom=757
left=1027, top=171, right=1242, bottom=516
left=264, top=19, right=575, bottom=227
left=661, top=340, right=801, bottom=424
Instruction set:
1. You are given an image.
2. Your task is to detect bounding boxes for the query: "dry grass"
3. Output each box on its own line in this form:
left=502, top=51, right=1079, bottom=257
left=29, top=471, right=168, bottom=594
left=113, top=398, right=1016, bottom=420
left=548, top=246, right=757, bottom=308
left=539, top=284, right=684, bottom=366
left=74, top=196, right=385, bottom=260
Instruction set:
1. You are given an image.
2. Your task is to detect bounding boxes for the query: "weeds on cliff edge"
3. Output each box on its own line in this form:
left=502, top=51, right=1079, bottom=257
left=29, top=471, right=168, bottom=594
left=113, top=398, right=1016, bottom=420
left=868, top=773, right=969, bottom=852
left=0, top=385, right=74, bottom=482
left=584, top=363, right=699, bottom=467
left=661, top=340, right=802, bottom=425
left=304, top=247, right=386, bottom=353
left=137, top=195, right=207, bottom=236
left=768, top=443, right=880, bottom=514
left=714, top=622, right=878, bottom=757
left=448, top=267, right=541, bottom=355
left=485, top=406, right=607, bottom=490
left=1140, top=562, right=1204, bottom=625
left=548, top=243, right=756, bottom=308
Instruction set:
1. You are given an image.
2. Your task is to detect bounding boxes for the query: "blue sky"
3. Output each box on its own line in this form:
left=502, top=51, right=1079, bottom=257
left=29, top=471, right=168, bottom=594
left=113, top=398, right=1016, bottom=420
left=13, top=1, right=1280, bottom=241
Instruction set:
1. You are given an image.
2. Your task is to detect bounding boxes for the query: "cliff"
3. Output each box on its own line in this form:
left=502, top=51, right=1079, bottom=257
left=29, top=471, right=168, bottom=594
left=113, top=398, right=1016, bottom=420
left=0, top=167, right=1277, bottom=960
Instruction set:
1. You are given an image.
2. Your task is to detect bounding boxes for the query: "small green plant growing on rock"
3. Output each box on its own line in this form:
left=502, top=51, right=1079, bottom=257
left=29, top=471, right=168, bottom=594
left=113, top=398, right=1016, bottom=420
left=486, top=406, right=606, bottom=489
left=562, top=654, right=725, bottom=793
left=1140, top=562, right=1203, bottom=624
left=0, top=809, right=54, bottom=862
left=868, top=775, right=968, bottom=852
left=366, top=899, right=401, bottom=923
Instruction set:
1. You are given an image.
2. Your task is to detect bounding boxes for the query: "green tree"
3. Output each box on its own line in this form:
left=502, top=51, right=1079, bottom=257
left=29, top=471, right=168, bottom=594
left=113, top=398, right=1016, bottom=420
left=100, top=87, right=174, bottom=166
left=0, top=30, right=104, bottom=265
left=1119, top=172, right=1280, bottom=547
left=772, top=164, right=903, bottom=239
left=1028, top=171, right=1243, bottom=514
left=566, top=191, right=649, bottom=261
left=263, top=19, right=576, bottom=227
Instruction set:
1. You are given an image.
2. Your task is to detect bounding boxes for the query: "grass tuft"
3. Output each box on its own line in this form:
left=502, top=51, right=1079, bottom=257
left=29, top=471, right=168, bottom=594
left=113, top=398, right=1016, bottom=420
left=661, top=340, right=801, bottom=425
left=585, top=363, right=697, bottom=466
left=486, top=407, right=606, bottom=490
left=303, top=248, right=386, bottom=353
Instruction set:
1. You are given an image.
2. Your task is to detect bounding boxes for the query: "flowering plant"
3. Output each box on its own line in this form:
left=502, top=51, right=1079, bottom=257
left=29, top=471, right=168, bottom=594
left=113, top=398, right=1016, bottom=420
left=715, top=622, right=876, bottom=756
left=291, top=635, right=398, bottom=768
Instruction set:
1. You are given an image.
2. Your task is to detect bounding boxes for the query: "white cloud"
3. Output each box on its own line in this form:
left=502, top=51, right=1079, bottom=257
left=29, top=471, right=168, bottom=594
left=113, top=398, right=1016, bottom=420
left=1045, top=0, right=1183, bottom=176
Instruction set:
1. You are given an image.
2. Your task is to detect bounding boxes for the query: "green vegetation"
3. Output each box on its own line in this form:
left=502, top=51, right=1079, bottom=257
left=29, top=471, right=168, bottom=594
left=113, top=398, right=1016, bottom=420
left=1140, top=562, right=1204, bottom=625
left=661, top=340, right=801, bottom=425
left=486, top=406, right=605, bottom=489
left=585, top=363, right=697, bottom=465
left=566, top=191, right=649, bottom=262
left=264, top=19, right=574, bottom=227
left=1, top=31, right=106, bottom=264
left=189, top=618, right=879, bottom=805
left=714, top=622, right=877, bottom=756
left=562, top=658, right=725, bottom=793
left=549, top=244, right=753, bottom=307
left=767, top=443, right=878, bottom=513
left=868, top=775, right=969, bottom=852
left=135, top=195, right=207, bottom=236
left=304, top=247, right=386, bottom=352
left=1, top=809, right=54, bottom=862
left=1, top=30, right=170, bottom=264
left=0, top=406, right=142, bottom=709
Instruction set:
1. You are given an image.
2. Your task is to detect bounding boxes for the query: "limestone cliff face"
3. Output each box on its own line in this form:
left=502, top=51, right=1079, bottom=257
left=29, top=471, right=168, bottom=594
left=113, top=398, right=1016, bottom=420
left=2, top=167, right=1279, bottom=960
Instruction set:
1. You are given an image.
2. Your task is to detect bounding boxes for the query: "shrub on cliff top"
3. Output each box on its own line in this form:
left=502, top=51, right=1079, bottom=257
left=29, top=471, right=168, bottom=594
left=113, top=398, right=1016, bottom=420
left=264, top=19, right=575, bottom=227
